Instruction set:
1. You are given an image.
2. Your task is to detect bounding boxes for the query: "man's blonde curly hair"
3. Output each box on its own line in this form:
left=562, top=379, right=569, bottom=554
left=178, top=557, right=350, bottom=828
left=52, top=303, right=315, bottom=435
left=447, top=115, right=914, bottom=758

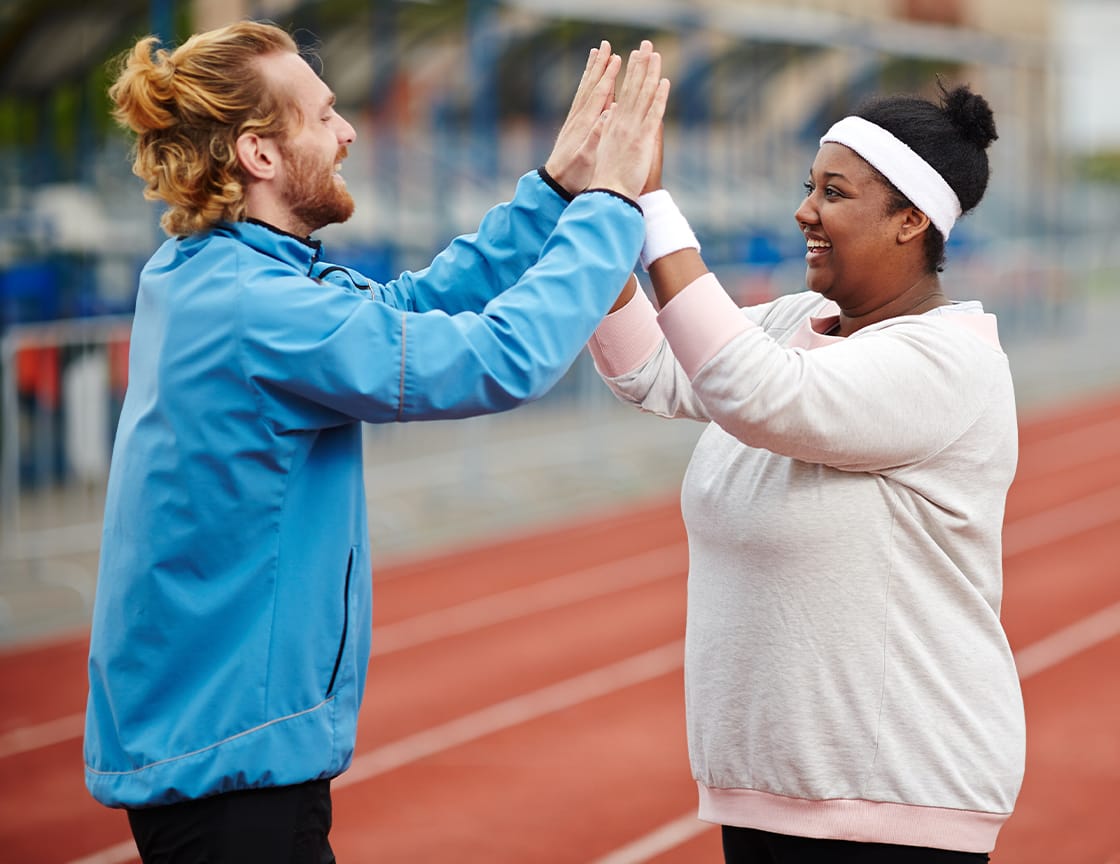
left=109, top=21, right=302, bottom=236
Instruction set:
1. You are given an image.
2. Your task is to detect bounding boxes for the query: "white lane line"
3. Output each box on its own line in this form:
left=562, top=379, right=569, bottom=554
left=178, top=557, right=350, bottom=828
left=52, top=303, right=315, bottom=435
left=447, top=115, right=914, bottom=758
left=1013, top=599, right=1120, bottom=679
left=66, top=841, right=138, bottom=864
left=335, top=640, right=684, bottom=790
left=373, top=543, right=687, bottom=655
left=1003, top=486, right=1120, bottom=557
left=0, top=711, right=84, bottom=759
left=587, top=812, right=712, bottom=864
left=1017, top=415, right=1120, bottom=475
left=582, top=599, right=1120, bottom=864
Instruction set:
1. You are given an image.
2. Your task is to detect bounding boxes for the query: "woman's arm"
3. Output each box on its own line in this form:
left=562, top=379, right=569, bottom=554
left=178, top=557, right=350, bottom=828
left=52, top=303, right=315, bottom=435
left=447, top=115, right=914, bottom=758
left=656, top=272, right=1011, bottom=470
left=589, top=277, right=711, bottom=422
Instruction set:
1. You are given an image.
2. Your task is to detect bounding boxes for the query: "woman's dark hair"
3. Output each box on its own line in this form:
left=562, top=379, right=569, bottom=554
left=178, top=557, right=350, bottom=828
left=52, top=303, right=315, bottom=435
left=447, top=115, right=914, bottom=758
left=855, top=79, right=998, bottom=271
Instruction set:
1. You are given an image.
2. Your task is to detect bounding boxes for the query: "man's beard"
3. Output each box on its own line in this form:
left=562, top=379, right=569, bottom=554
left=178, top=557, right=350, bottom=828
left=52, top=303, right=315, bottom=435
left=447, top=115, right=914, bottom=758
left=280, top=142, right=355, bottom=234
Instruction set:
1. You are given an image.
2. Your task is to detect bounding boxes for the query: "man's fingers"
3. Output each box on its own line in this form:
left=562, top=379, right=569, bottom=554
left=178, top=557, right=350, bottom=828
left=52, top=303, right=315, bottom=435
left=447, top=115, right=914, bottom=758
left=614, top=43, right=652, bottom=105
left=576, top=41, right=613, bottom=103
left=595, top=40, right=611, bottom=72
left=585, top=40, right=671, bottom=198
left=571, top=49, right=619, bottom=123
left=615, top=43, right=660, bottom=115
left=580, top=103, right=612, bottom=153
left=581, top=41, right=611, bottom=92
left=644, top=78, right=670, bottom=128
left=635, top=51, right=663, bottom=110
left=593, top=53, right=621, bottom=104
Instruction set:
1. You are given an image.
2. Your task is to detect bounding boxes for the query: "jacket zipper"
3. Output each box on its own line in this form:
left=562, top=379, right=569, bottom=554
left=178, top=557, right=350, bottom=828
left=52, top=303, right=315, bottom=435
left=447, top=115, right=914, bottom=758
left=325, top=549, right=353, bottom=697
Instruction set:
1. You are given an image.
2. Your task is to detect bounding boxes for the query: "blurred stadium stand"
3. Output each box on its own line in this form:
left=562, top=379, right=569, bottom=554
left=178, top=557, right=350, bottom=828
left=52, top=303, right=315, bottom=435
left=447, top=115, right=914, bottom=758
left=2, top=0, right=1119, bottom=644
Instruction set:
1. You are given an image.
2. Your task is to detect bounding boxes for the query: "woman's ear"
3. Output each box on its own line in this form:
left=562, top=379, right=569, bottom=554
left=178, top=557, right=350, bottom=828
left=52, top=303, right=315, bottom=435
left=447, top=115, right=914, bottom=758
left=897, top=207, right=932, bottom=245
left=236, top=133, right=280, bottom=181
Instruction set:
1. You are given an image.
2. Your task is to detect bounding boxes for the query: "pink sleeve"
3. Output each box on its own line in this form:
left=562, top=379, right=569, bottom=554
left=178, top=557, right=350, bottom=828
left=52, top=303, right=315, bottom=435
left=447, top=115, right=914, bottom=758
left=588, top=288, right=664, bottom=377
left=657, top=272, right=752, bottom=378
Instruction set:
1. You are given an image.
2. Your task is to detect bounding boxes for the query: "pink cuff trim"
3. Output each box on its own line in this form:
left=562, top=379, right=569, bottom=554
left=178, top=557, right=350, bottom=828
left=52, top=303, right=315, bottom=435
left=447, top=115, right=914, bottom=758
left=657, top=272, right=751, bottom=379
left=588, top=288, right=663, bottom=377
left=697, top=784, right=1007, bottom=854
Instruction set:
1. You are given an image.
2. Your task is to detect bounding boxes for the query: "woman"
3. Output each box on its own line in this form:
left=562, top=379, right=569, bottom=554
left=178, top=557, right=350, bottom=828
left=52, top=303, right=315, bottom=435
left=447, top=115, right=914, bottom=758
left=589, top=82, right=1024, bottom=862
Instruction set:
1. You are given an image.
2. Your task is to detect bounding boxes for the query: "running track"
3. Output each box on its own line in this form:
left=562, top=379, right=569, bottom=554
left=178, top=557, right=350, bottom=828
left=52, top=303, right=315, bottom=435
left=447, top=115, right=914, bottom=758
left=1, top=391, right=1118, bottom=863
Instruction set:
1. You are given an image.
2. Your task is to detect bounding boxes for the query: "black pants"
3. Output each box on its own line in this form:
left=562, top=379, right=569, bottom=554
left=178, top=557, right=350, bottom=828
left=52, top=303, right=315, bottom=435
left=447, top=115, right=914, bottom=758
left=722, top=826, right=990, bottom=864
left=127, top=779, right=335, bottom=864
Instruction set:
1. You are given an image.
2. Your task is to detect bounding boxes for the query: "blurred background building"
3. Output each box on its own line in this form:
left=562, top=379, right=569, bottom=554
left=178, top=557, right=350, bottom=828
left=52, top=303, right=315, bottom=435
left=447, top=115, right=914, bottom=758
left=1, top=0, right=1118, bottom=643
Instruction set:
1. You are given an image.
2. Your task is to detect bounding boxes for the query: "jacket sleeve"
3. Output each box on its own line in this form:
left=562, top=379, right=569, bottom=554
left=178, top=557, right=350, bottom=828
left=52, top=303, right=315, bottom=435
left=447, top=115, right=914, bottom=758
left=241, top=191, right=642, bottom=429
left=657, top=273, right=1012, bottom=472
left=320, top=170, right=569, bottom=316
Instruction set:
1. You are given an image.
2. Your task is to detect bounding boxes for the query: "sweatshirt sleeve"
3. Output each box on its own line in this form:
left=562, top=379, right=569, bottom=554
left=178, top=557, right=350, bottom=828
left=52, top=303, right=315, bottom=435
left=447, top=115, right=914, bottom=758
left=241, top=191, right=642, bottom=428
left=658, top=273, right=1011, bottom=472
left=366, top=170, right=568, bottom=315
left=588, top=287, right=712, bottom=422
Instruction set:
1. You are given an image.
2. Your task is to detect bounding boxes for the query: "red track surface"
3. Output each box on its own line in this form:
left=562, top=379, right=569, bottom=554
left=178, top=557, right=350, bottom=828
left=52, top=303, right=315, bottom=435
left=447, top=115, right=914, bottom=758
left=1, top=391, right=1118, bottom=863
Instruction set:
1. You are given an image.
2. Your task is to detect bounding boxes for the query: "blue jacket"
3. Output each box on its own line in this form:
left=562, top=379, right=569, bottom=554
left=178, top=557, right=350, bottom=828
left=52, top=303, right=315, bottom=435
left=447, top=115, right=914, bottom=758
left=84, top=172, right=643, bottom=807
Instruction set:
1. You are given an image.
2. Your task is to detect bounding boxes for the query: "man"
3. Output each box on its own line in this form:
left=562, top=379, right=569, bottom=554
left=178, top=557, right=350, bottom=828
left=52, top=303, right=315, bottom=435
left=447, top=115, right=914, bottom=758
left=84, top=20, right=668, bottom=862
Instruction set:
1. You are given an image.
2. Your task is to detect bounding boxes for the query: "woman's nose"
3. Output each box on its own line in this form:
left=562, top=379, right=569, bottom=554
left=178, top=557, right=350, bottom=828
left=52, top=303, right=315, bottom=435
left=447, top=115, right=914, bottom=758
left=794, top=196, right=816, bottom=229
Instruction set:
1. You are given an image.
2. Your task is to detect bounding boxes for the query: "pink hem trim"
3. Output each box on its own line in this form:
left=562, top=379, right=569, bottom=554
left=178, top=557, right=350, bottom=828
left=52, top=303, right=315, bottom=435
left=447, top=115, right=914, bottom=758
left=588, top=288, right=663, bottom=377
left=697, top=784, right=1007, bottom=854
left=657, top=273, right=751, bottom=378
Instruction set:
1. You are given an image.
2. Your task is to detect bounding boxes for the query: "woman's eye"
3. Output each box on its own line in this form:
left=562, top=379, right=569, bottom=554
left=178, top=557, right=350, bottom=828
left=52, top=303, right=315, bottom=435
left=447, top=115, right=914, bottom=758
left=802, top=182, right=813, bottom=196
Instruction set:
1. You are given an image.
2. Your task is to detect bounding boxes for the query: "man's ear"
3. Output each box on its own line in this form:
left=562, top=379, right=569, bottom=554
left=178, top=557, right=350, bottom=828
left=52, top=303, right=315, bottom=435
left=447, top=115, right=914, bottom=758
left=236, top=133, right=280, bottom=181
left=897, top=207, right=932, bottom=245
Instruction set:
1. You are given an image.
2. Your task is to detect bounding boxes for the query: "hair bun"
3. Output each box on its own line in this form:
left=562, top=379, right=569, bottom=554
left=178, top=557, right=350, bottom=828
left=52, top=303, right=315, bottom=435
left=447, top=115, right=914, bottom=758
left=940, top=83, right=998, bottom=150
left=110, top=36, right=178, bottom=135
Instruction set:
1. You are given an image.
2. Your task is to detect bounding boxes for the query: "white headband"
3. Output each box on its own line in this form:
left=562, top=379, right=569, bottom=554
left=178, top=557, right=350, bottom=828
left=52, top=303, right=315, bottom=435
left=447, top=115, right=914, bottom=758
left=820, top=115, right=961, bottom=240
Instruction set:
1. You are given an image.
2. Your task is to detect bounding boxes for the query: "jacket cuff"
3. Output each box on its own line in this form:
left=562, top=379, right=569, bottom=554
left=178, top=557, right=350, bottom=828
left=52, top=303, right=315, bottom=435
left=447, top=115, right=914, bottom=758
left=581, top=188, right=642, bottom=214
left=537, top=166, right=575, bottom=202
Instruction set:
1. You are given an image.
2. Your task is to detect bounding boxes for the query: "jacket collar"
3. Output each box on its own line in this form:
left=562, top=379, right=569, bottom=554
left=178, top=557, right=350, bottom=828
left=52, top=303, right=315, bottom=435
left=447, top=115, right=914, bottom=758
left=213, top=218, right=324, bottom=274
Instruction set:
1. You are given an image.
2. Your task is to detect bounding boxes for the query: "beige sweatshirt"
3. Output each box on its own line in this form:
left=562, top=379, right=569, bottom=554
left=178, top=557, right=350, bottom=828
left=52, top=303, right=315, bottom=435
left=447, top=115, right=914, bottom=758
left=589, top=275, right=1025, bottom=853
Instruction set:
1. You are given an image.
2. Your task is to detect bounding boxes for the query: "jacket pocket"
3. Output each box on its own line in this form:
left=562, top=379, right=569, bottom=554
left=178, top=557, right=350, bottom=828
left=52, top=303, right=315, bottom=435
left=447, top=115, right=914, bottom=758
left=325, top=547, right=355, bottom=697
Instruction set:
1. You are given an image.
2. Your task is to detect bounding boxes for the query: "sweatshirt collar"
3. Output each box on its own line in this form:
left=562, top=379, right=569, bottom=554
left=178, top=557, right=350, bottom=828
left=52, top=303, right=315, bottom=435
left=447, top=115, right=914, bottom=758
left=790, top=298, right=1000, bottom=350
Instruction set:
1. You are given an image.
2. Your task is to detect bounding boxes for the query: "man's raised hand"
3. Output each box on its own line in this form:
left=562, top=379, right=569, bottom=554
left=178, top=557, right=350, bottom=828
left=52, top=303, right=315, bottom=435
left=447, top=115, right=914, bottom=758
left=587, top=41, right=670, bottom=202
left=543, top=41, right=621, bottom=196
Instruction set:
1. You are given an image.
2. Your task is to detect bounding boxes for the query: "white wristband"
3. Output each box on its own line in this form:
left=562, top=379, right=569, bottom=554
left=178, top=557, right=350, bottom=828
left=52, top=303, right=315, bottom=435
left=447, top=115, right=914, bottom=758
left=638, top=189, right=700, bottom=271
